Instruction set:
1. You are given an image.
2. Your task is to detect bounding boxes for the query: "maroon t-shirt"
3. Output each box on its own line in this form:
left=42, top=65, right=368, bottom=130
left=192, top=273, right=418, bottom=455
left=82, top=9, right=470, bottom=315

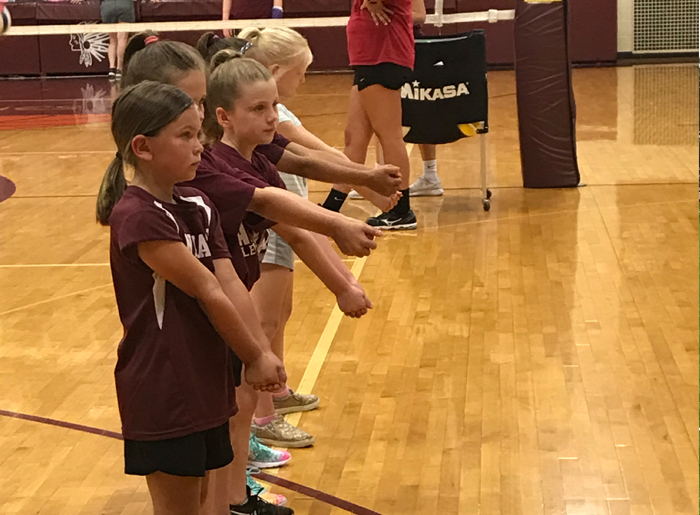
left=211, top=141, right=287, bottom=290
left=255, top=132, right=291, bottom=166
left=231, top=0, right=272, bottom=19
left=183, top=148, right=272, bottom=290
left=109, top=185, right=236, bottom=441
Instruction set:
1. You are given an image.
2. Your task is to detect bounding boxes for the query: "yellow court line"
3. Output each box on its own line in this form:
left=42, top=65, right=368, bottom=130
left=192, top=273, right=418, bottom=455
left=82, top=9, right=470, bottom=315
left=285, top=256, right=367, bottom=428
left=0, top=283, right=112, bottom=317
left=285, top=141, right=413, bottom=427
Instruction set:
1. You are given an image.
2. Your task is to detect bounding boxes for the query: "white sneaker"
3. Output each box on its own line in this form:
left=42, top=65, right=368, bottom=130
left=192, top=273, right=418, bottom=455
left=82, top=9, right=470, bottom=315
left=347, top=189, right=364, bottom=200
left=409, top=175, right=444, bottom=197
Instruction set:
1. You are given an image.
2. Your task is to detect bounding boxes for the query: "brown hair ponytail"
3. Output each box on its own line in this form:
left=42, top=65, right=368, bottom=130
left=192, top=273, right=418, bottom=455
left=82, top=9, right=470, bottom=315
left=96, top=82, right=194, bottom=225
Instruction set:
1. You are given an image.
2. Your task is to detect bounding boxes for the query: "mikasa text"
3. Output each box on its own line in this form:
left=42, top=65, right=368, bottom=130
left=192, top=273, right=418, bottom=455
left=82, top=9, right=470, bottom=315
left=401, top=80, right=471, bottom=101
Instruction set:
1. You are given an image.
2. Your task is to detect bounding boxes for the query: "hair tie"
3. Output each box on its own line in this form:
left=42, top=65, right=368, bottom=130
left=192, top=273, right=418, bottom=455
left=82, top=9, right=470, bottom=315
left=144, top=35, right=159, bottom=45
left=115, top=151, right=122, bottom=160
left=240, top=41, right=253, bottom=55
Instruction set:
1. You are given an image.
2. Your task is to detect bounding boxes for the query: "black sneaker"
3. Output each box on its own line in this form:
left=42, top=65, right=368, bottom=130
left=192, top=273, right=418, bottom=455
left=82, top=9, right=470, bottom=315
left=230, top=491, right=294, bottom=515
left=108, top=68, right=117, bottom=80
left=366, top=209, right=417, bottom=230
left=115, top=69, right=123, bottom=80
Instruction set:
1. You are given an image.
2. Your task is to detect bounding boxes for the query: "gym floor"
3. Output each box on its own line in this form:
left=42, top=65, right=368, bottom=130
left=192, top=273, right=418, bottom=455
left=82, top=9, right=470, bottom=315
left=0, top=64, right=697, bottom=515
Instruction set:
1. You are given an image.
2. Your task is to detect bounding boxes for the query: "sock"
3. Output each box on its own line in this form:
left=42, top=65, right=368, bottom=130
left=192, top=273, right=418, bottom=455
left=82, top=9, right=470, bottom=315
left=422, top=159, right=438, bottom=181
left=321, top=188, right=348, bottom=212
left=273, top=387, right=291, bottom=399
left=392, top=188, right=411, bottom=215
left=254, top=414, right=276, bottom=427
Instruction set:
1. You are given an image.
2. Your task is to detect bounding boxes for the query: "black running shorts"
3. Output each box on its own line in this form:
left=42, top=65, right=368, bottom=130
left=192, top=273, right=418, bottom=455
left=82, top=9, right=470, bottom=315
left=124, top=421, right=233, bottom=477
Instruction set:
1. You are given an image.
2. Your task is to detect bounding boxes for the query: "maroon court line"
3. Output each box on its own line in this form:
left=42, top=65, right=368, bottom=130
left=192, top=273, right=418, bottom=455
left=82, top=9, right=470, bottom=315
left=0, top=176, right=16, bottom=203
left=0, top=409, right=124, bottom=440
left=0, top=408, right=383, bottom=515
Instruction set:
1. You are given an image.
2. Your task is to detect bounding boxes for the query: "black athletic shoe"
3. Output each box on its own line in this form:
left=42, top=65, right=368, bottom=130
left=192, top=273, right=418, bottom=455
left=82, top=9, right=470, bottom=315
left=230, top=492, right=295, bottom=515
left=366, top=209, right=417, bottom=230
left=108, top=68, right=117, bottom=80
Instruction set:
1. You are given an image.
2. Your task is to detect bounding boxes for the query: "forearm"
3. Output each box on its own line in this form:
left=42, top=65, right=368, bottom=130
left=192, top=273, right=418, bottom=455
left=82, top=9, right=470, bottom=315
left=277, top=152, right=372, bottom=187
left=275, top=225, right=351, bottom=296
left=222, top=0, right=231, bottom=18
left=215, top=264, right=271, bottom=352
left=312, top=232, right=357, bottom=285
left=198, top=287, right=264, bottom=364
left=250, top=187, right=344, bottom=238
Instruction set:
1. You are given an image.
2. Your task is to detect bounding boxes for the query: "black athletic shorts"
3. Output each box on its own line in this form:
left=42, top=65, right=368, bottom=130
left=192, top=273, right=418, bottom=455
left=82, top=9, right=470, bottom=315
left=353, top=63, right=412, bottom=91
left=124, top=421, right=233, bottom=477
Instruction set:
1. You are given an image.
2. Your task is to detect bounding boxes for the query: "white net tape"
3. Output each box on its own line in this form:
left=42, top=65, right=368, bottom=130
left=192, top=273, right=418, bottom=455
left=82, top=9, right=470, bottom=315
left=5, top=9, right=515, bottom=37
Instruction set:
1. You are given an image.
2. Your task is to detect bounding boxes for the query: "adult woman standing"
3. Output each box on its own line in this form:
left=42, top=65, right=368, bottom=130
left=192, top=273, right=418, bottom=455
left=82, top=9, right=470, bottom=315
left=322, top=0, right=417, bottom=230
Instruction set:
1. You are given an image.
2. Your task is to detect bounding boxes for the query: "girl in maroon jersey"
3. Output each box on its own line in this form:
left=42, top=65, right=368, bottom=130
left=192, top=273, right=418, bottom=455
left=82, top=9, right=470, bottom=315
left=120, top=35, right=382, bottom=514
left=95, top=81, right=287, bottom=515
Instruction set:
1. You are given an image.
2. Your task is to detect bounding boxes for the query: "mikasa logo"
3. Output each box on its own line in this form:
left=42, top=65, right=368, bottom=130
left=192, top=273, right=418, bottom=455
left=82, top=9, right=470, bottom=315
left=401, top=80, right=470, bottom=101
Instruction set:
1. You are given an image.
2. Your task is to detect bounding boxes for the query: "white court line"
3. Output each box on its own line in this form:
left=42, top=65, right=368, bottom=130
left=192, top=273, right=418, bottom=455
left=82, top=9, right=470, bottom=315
left=0, top=283, right=112, bottom=317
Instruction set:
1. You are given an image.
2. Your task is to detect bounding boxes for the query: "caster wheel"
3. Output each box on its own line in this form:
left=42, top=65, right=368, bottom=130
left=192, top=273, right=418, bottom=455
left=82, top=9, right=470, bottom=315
left=482, top=199, right=491, bottom=211
left=486, top=189, right=492, bottom=199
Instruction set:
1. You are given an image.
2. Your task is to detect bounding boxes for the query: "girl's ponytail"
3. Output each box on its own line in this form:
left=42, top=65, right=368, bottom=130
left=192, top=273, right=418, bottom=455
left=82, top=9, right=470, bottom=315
left=96, top=153, right=127, bottom=226
left=122, top=31, right=159, bottom=78
left=96, top=82, right=194, bottom=226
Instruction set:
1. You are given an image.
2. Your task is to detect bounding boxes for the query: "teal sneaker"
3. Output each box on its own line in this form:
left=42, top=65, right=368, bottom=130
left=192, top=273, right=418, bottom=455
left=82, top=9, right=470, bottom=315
left=248, top=433, right=292, bottom=469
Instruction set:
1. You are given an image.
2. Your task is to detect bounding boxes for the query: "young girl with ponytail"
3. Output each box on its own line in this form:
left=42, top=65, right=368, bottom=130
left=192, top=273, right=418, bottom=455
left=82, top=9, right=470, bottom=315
left=97, top=80, right=287, bottom=515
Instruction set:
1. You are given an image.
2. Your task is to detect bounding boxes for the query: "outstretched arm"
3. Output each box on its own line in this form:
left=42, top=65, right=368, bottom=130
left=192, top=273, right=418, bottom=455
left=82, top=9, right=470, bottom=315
left=249, top=186, right=382, bottom=257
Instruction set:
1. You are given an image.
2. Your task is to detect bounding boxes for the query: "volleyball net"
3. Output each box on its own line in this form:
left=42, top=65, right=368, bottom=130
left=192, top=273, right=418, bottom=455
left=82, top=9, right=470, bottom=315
left=5, top=8, right=515, bottom=36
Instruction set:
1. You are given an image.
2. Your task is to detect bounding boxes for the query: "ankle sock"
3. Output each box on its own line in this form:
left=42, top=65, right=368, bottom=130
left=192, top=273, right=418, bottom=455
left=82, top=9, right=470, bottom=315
left=273, top=387, right=291, bottom=399
left=254, top=415, right=276, bottom=427
left=321, top=188, right=348, bottom=212
left=422, top=159, right=438, bottom=181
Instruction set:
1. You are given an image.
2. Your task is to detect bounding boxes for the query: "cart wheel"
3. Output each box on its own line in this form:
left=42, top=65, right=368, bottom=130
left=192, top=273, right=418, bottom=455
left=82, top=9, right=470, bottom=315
left=482, top=199, right=491, bottom=211
left=486, top=189, right=492, bottom=199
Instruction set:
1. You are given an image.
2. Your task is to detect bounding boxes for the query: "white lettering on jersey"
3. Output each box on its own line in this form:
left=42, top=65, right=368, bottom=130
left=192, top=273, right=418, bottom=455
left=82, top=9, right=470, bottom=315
left=238, top=225, right=268, bottom=258
left=197, top=234, right=211, bottom=258
left=401, top=80, right=470, bottom=102
left=184, top=233, right=211, bottom=259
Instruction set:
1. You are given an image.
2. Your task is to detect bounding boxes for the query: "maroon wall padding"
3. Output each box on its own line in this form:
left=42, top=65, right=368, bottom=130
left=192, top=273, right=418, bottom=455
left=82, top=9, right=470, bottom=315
left=36, top=1, right=109, bottom=75
left=285, top=0, right=349, bottom=16
left=569, top=0, right=617, bottom=62
left=0, top=2, right=41, bottom=76
left=433, top=0, right=616, bottom=66
left=514, top=0, right=580, bottom=188
left=272, top=0, right=351, bottom=70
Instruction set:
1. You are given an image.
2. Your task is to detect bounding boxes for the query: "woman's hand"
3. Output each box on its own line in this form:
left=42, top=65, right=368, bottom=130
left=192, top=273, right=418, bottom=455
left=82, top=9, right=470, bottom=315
left=361, top=0, right=393, bottom=25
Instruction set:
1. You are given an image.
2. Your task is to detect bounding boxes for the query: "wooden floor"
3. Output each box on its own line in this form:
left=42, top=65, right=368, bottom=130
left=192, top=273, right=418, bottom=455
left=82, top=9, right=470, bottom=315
left=0, top=64, right=698, bottom=515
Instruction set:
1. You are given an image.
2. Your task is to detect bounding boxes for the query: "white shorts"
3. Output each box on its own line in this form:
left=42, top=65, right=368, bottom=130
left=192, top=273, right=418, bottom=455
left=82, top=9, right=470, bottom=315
left=262, top=172, right=308, bottom=270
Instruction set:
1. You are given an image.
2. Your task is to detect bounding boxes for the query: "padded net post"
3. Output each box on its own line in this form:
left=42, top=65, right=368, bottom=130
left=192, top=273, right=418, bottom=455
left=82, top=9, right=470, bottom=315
left=514, top=0, right=581, bottom=188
